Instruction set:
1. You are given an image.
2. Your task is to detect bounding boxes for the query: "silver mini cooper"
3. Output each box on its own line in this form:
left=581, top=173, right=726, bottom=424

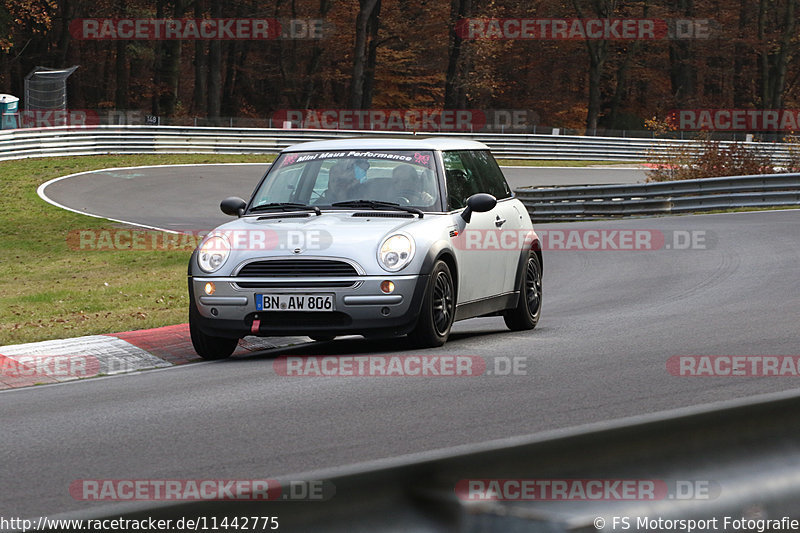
left=188, top=138, right=542, bottom=359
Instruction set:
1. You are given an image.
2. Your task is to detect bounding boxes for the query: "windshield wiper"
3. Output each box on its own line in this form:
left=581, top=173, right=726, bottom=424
left=249, top=202, right=321, bottom=216
left=331, top=200, right=423, bottom=218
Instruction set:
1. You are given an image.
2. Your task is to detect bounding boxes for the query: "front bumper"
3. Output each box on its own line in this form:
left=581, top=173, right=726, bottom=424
left=189, top=274, right=428, bottom=339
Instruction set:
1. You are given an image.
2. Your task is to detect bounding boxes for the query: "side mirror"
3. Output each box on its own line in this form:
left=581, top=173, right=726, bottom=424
left=461, top=193, right=497, bottom=223
left=220, top=197, right=247, bottom=217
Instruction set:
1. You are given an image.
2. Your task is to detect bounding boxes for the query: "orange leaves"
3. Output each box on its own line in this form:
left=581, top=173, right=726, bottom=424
left=0, top=0, right=57, bottom=51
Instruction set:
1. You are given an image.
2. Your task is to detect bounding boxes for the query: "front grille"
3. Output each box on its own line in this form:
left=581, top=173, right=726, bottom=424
left=237, top=259, right=359, bottom=278
left=236, top=281, right=356, bottom=288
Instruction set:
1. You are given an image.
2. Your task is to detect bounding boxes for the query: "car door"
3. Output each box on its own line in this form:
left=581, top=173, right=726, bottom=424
left=442, top=150, right=510, bottom=304
left=462, top=150, right=523, bottom=295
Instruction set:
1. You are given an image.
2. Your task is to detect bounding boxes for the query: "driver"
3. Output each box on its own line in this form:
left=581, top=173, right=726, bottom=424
left=392, top=164, right=435, bottom=205
left=317, top=161, right=360, bottom=204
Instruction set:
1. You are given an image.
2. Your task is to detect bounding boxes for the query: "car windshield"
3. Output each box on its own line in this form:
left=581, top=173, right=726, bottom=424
left=250, top=150, right=440, bottom=211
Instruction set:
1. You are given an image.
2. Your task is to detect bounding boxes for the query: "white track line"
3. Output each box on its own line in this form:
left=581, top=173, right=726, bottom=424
left=36, top=163, right=270, bottom=233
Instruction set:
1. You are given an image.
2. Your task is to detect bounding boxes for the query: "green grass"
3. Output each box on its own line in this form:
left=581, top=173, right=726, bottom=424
left=0, top=154, right=275, bottom=346
left=496, top=159, right=642, bottom=167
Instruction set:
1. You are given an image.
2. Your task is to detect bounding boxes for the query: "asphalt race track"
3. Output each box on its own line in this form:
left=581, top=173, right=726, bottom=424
left=5, top=165, right=799, bottom=519
left=41, top=164, right=272, bottom=232
left=39, top=164, right=647, bottom=232
left=501, top=165, right=646, bottom=189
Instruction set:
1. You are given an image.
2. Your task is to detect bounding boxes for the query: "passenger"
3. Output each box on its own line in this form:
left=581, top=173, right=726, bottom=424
left=317, top=161, right=359, bottom=204
left=353, top=158, right=370, bottom=182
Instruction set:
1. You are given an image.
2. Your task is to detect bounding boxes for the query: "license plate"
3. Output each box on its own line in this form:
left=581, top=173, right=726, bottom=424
left=256, top=293, right=335, bottom=312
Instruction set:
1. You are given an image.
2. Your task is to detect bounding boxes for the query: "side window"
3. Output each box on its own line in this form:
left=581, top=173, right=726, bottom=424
left=463, top=150, right=512, bottom=200
left=443, top=151, right=483, bottom=210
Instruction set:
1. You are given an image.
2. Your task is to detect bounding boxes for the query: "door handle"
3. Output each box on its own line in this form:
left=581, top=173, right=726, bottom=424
left=495, top=217, right=506, bottom=227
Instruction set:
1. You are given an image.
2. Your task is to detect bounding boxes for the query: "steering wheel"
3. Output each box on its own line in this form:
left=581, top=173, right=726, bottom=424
left=396, top=189, right=418, bottom=205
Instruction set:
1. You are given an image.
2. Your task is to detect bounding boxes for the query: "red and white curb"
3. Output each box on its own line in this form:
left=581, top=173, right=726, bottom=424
left=0, top=324, right=307, bottom=390
left=0, top=335, right=170, bottom=388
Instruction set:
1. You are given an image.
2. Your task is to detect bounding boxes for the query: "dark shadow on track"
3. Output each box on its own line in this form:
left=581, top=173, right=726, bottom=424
left=224, top=322, right=540, bottom=362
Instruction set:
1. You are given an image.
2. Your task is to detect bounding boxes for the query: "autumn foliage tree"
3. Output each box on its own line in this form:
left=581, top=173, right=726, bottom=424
left=0, top=0, right=798, bottom=132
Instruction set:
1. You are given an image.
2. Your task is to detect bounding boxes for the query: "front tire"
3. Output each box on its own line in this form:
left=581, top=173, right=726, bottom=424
left=504, top=253, right=542, bottom=331
left=409, top=260, right=455, bottom=347
left=189, top=305, right=238, bottom=360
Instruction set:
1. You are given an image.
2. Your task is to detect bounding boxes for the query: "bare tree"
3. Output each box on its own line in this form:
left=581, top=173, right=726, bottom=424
left=152, top=0, right=188, bottom=116
left=572, top=0, right=619, bottom=133
left=300, top=0, right=334, bottom=109
left=350, top=0, right=380, bottom=109
left=444, top=0, right=471, bottom=109
left=733, top=0, right=752, bottom=108
left=758, top=0, right=797, bottom=109
left=668, top=0, right=696, bottom=107
left=114, top=0, right=129, bottom=109
left=192, top=0, right=207, bottom=114
left=207, top=0, right=223, bottom=122
left=361, top=0, right=381, bottom=108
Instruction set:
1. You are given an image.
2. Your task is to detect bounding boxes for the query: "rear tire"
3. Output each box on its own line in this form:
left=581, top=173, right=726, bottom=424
left=189, top=305, right=238, bottom=360
left=504, top=253, right=542, bottom=331
left=409, top=260, right=455, bottom=347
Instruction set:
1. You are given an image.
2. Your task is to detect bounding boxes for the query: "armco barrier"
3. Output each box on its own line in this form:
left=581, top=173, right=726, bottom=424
left=515, top=173, right=800, bottom=221
left=6, top=126, right=799, bottom=221
left=59, top=389, right=800, bottom=532
left=0, top=125, right=798, bottom=162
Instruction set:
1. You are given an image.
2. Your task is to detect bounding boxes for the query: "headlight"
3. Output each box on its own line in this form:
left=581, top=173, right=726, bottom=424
left=197, top=234, right=231, bottom=273
left=378, top=234, right=415, bottom=272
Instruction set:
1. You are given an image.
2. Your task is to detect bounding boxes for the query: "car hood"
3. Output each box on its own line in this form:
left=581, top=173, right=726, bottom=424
left=232, top=210, right=418, bottom=237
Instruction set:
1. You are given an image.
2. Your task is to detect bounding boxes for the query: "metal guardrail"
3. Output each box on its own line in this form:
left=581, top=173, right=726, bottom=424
left=5, top=126, right=799, bottom=220
left=54, top=389, right=800, bottom=532
left=515, top=173, right=800, bottom=221
left=0, top=125, right=798, bottom=162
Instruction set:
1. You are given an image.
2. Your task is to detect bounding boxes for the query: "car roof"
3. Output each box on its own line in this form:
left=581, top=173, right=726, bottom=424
left=281, top=137, right=490, bottom=153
